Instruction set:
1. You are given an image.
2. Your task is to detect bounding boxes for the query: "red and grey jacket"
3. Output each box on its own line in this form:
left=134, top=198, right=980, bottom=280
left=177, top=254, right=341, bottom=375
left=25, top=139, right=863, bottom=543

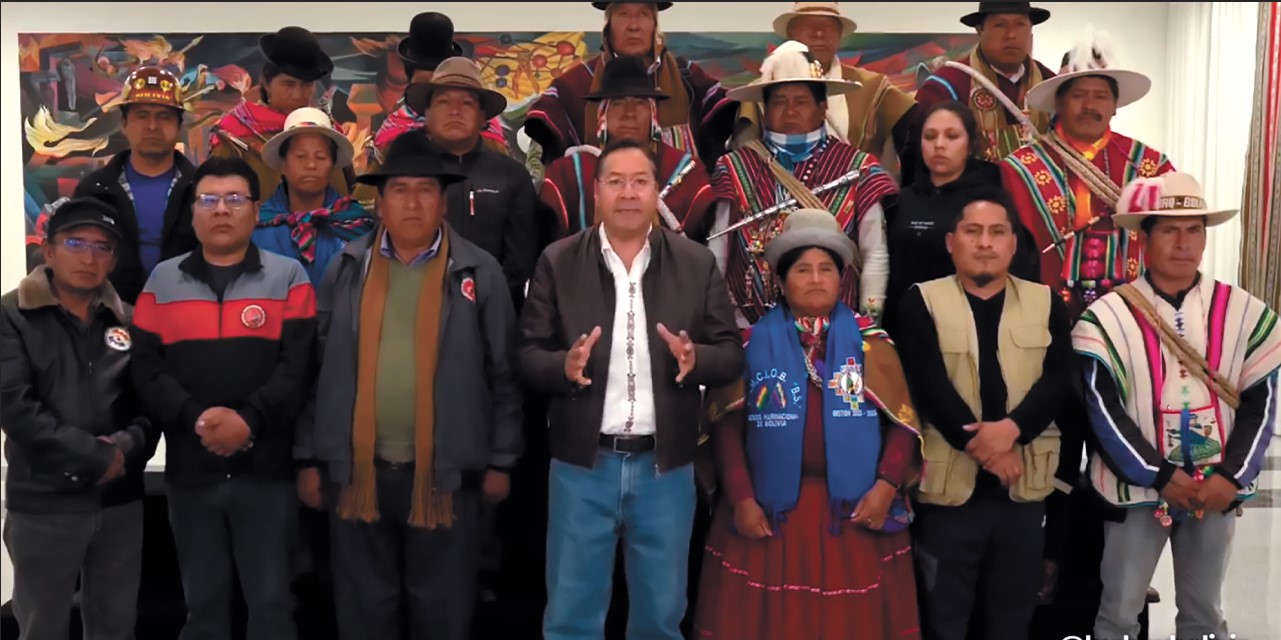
left=130, top=244, right=316, bottom=486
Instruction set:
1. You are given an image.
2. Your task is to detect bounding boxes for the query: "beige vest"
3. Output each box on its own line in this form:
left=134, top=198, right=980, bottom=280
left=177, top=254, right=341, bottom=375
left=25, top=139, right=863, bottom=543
left=916, top=276, right=1061, bottom=506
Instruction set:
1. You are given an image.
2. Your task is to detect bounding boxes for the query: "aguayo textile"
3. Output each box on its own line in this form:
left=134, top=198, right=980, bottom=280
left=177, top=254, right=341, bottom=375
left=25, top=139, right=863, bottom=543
left=1001, top=127, right=1174, bottom=319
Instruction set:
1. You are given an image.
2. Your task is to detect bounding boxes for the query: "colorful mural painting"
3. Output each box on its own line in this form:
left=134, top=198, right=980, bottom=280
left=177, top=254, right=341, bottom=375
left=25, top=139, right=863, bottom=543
left=18, top=30, right=977, bottom=236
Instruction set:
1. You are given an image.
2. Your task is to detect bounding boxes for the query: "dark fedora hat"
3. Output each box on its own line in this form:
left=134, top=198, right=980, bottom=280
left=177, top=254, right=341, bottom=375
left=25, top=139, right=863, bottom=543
left=959, top=2, right=1050, bottom=27
left=591, top=1, right=673, bottom=10
left=355, top=133, right=466, bottom=188
left=584, top=56, right=669, bottom=102
left=259, top=26, right=334, bottom=82
left=398, top=12, right=474, bottom=72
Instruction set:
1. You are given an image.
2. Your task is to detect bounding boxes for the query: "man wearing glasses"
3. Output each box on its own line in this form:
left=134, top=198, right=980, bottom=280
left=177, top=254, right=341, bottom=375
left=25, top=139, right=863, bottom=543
left=130, top=156, right=317, bottom=640
left=2, top=197, right=158, bottom=640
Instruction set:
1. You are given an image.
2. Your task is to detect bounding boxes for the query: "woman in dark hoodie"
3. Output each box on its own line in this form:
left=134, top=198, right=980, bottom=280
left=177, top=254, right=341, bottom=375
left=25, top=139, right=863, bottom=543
left=881, top=100, right=1039, bottom=338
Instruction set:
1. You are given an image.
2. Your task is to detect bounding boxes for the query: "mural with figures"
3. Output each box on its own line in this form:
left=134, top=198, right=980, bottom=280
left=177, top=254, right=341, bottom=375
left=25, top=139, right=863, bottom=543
left=18, top=29, right=977, bottom=241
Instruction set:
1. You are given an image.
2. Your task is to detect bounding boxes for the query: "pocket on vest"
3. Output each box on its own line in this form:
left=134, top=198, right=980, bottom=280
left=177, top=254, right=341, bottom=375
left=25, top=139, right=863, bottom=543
left=937, top=329, right=970, bottom=380
left=1015, top=434, right=1061, bottom=501
left=919, top=430, right=956, bottom=498
left=1010, top=325, right=1051, bottom=359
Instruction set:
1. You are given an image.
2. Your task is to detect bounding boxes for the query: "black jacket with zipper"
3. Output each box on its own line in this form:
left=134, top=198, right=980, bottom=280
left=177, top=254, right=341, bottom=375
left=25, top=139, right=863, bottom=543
left=1, top=267, right=157, bottom=514
left=69, top=150, right=199, bottom=304
left=130, top=245, right=317, bottom=487
left=432, top=141, right=542, bottom=314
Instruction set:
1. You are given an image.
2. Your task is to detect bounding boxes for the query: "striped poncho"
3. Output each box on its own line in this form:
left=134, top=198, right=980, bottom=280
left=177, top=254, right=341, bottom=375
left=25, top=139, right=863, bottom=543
left=1072, top=276, right=1281, bottom=508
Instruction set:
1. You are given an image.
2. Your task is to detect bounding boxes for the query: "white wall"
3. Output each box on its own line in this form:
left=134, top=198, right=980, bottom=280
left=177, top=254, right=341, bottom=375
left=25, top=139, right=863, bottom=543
left=0, top=1, right=1171, bottom=293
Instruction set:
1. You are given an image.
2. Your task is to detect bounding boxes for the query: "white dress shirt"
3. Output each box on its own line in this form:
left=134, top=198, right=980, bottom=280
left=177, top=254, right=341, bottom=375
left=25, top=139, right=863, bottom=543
left=599, top=225, right=657, bottom=436
left=996, top=63, right=1027, bottom=84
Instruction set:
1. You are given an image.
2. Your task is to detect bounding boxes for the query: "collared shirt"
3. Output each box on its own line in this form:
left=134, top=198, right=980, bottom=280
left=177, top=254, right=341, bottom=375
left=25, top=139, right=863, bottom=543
left=380, top=227, right=443, bottom=268
left=598, top=224, right=657, bottom=436
left=995, top=63, right=1027, bottom=84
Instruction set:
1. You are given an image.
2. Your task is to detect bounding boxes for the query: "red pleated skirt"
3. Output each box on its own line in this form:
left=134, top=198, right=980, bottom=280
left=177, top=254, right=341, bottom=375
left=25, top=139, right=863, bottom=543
left=694, top=478, right=922, bottom=640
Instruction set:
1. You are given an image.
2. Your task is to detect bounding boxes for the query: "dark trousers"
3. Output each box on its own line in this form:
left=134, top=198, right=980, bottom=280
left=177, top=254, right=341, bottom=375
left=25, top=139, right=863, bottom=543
left=3, top=502, right=143, bottom=640
left=916, top=494, right=1046, bottom=640
left=167, top=479, right=297, bottom=640
left=328, top=462, right=482, bottom=640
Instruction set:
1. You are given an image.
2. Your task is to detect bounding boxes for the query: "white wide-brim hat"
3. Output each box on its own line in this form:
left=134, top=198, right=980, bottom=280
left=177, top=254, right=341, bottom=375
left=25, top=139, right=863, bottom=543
left=764, top=208, right=857, bottom=274
left=772, top=2, right=857, bottom=39
left=726, top=40, right=861, bottom=103
left=262, top=107, right=355, bottom=172
left=1111, top=172, right=1238, bottom=231
left=1025, top=24, right=1151, bottom=114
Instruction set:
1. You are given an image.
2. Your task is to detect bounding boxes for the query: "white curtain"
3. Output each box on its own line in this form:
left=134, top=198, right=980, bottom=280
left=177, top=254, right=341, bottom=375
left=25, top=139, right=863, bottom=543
left=1164, top=2, right=1261, bottom=285
left=1159, top=12, right=1277, bottom=640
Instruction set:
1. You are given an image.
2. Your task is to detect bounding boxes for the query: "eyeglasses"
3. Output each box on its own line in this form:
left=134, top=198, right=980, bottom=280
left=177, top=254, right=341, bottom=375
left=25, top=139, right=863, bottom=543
left=599, top=176, right=656, bottom=192
left=59, top=237, right=115, bottom=257
left=194, top=193, right=253, bottom=211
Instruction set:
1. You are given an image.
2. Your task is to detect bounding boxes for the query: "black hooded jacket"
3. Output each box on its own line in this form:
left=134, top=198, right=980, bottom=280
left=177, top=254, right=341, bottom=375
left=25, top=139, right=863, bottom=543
left=881, top=158, right=1040, bottom=337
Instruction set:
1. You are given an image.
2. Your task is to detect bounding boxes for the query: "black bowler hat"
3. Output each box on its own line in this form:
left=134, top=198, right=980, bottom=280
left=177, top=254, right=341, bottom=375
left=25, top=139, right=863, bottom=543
left=591, top=1, right=673, bottom=10
left=46, top=197, right=124, bottom=240
left=355, top=133, right=466, bottom=188
left=398, top=12, right=473, bottom=71
left=584, top=56, right=669, bottom=102
left=258, top=26, right=334, bottom=82
left=959, top=2, right=1050, bottom=28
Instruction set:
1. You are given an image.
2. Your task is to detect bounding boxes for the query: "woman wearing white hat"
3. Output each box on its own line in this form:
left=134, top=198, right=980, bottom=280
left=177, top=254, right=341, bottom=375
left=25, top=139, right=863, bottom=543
left=254, top=107, right=375, bottom=284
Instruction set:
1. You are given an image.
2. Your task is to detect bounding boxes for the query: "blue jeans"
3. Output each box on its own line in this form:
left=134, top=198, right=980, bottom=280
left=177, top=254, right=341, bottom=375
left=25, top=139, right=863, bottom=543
left=543, top=451, right=695, bottom=640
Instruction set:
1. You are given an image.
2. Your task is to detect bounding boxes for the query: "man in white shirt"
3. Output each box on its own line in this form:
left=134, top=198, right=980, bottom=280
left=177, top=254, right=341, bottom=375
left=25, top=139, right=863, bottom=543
left=518, top=139, right=743, bottom=640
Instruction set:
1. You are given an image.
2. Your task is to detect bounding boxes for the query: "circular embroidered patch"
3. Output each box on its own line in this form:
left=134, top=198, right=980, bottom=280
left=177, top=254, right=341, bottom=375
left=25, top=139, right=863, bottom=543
left=104, top=326, right=131, bottom=351
left=972, top=89, right=998, bottom=112
left=241, top=304, right=267, bottom=329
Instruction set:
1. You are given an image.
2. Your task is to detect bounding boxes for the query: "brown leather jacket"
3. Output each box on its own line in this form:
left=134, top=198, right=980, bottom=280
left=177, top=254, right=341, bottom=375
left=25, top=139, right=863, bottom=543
left=518, top=226, right=743, bottom=471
